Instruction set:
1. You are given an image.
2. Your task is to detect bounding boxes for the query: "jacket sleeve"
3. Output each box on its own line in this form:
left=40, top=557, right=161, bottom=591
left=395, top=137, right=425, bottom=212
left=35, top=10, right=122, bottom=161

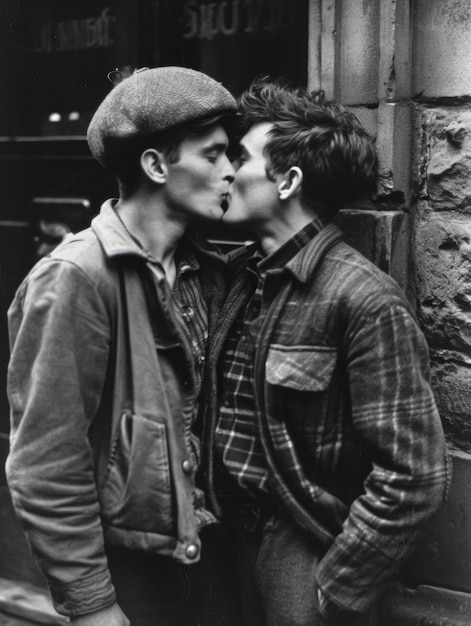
left=316, top=296, right=450, bottom=613
left=6, top=259, right=116, bottom=617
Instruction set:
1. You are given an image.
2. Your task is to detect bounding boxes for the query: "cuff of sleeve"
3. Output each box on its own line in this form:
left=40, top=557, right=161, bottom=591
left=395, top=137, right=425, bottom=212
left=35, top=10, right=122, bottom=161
left=49, top=569, right=116, bottom=617
left=319, top=592, right=356, bottom=619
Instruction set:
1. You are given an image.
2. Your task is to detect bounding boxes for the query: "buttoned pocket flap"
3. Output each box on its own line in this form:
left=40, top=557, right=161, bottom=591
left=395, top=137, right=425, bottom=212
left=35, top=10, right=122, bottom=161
left=266, top=345, right=337, bottom=392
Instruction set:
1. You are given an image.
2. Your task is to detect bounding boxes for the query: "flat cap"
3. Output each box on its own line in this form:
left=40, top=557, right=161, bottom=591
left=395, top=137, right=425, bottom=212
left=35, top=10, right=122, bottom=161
left=87, top=66, right=237, bottom=171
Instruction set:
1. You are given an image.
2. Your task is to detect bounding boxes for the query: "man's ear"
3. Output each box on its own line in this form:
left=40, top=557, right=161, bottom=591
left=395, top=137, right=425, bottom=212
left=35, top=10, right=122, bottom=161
left=140, top=148, right=167, bottom=184
left=278, top=166, right=303, bottom=200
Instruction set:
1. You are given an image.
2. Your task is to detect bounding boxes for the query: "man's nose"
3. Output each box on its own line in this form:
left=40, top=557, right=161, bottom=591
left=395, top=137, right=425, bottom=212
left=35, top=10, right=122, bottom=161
left=223, top=155, right=236, bottom=182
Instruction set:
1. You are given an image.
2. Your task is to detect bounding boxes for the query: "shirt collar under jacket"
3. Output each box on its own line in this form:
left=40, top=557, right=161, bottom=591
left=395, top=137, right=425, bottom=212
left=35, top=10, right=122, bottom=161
left=257, top=216, right=327, bottom=275
left=242, top=217, right=341, bottom=285
left=229, top=217, right=342, bottom=285
left=239, top=217, right=328, bottom=278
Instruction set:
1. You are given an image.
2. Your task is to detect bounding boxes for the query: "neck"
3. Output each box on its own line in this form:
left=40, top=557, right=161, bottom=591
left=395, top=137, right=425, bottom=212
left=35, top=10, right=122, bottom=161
left=115, top=194, right=186, bottom=283
left=258, top=205, right=317, bottom=256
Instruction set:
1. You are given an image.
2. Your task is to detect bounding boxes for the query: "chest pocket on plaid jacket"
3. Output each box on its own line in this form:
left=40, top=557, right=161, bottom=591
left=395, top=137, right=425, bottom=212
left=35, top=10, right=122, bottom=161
left=265, top=344, right=340, bottom=442
left=266, top=344, right=337, bottom=391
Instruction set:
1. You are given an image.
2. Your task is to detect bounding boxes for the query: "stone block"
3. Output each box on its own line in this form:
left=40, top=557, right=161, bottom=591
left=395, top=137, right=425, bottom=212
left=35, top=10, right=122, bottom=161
left=310, top=0, right=382, bottom=103
left=337, top=0, right=380, bottom=104
left=415, top=213, right=471, bottom=353
left=348, top=106, right=378, bottom=140
left=377, top=0, right=412, bottom=101
left=334, top=209, right=409, bottom=291
left=377, top=102, right=412, bottom=204
left=429, top=351, right=471, bottom=452
left=416, top=105, right=471, bottom=212
left=311, top=0, right=413, bottom=104
left=401, top=451, right=471, bottom=594
left=336, top=0, right=379, bottom=104
left=412, top=0, right=471, bottom=98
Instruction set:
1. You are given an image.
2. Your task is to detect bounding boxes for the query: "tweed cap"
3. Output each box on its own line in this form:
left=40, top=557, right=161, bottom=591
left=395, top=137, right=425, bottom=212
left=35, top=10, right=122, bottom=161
left=87, top=66, right=237, bottom=171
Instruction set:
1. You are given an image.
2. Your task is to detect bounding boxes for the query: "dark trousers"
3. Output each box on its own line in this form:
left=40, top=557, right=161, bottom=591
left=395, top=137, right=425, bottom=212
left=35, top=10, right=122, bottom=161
left=231, top=503, right=377, bottom=626
left=106, top=525, right=241, bottom=626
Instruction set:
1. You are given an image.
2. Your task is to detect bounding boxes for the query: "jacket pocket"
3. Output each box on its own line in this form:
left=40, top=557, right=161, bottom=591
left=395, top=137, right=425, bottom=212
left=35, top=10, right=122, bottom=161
left=99, top=411, right=174, bottom=535
left=265, top=345, right=339, bottom=441
left=266, top=344, right=337, bottom=391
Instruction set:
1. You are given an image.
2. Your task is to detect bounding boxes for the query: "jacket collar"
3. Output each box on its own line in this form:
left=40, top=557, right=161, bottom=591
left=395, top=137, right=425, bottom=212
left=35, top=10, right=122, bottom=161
left=91, top=199, right=227, bottom=268
left=91, top=200, right=149, bottom=260
left=283, top=223, right=343, bottom=283
left=228, top=223, right=343, bottom=284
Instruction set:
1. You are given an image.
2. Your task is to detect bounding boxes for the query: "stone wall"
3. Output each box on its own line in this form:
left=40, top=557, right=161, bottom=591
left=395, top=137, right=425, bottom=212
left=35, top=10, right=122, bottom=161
left=414, top=104, right=471, bottom=453
left=409, top=3, right=471, bottom=601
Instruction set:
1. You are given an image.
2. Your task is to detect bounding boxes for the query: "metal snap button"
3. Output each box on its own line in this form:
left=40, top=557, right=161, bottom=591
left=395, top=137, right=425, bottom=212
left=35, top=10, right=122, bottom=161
left=185, top=544, right=198, bottom=559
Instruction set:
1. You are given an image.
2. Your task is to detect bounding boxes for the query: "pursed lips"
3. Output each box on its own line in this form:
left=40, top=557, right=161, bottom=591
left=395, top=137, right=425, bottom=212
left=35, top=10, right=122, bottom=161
left=221, top=192, right=231, bottom=213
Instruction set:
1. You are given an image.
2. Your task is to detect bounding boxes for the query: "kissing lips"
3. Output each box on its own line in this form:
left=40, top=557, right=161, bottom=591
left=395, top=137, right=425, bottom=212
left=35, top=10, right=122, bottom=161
left=221, top=194, right=230, bottom=213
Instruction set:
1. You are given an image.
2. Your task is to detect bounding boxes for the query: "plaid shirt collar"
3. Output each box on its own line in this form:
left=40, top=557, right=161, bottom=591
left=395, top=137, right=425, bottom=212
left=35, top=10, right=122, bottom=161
left=256, top=217, right=327, bottom=277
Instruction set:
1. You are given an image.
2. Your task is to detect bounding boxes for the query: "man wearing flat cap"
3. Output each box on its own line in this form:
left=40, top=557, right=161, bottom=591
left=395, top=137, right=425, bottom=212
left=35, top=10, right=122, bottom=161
left=6, top=67, right=239, bottom=625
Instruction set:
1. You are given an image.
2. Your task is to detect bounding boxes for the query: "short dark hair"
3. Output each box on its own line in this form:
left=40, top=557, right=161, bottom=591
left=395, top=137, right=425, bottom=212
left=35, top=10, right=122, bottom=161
left=239, top=78, right=378, bottom=217
left=114, top=113, right=236, bottom=197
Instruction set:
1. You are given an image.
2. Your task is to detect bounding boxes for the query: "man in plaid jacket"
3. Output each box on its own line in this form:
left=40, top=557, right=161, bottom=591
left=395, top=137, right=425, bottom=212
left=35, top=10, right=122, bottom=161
left=203, top=79, right=449, bottom=625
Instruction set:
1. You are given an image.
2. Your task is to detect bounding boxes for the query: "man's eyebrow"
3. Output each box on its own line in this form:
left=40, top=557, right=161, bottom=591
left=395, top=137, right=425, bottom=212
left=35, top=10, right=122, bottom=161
left=203, top=140, right=229, bottom=152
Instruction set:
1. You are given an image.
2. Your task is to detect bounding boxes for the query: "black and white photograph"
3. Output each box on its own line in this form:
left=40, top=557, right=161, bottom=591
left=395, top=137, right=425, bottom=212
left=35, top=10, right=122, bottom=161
left=0, top=1, right=469, bottom=625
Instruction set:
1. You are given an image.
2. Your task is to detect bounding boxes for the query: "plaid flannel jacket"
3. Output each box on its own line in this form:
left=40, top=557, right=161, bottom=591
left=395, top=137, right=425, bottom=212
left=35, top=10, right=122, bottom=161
left=204, top=222, right=449, bottom=613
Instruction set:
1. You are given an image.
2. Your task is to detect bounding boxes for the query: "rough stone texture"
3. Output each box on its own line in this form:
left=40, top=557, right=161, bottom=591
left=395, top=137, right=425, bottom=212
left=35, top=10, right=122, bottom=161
left=415, top=213, right=471, bottom=451
left=417, top=106, right=471, bottom=212
left=402, top=451, right=471, bottom=594
left=415, top=213, right=471, bottom=352
left=413, top=103, right=471, bottom=452
left=430, top=351, right=471, bottom=453
left=412, top=0, right=471, bottom=98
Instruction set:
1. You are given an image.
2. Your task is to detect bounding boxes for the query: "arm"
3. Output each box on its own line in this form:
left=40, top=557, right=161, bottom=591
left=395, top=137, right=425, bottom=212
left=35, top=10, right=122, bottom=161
left=6, top=259, right=116, bottom=616
left=316, top=298, right=449, bottom=613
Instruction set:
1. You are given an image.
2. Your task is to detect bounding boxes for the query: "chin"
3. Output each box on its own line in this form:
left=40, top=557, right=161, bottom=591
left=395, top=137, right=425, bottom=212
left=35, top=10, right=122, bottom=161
left=222, top=211, right=244, bottom=224
left=199, top=208, right=224, bottom=222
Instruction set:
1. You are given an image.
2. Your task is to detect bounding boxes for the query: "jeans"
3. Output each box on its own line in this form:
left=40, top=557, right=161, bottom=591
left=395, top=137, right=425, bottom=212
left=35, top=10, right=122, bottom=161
left=106, top=524, right=241, bottom=626
left=231, top=503, right=377, bottom=626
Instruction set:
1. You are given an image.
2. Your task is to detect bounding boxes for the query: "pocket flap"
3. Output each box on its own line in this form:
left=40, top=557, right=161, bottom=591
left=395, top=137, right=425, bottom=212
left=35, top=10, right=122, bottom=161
left=266, top=345, right=337, bottom=391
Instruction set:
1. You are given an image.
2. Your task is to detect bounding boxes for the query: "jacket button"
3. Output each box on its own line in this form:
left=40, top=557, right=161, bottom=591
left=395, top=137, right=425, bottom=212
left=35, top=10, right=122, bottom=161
left=183, top=306, right=194, bottom=319
left=185, top=544, right=198, bottom=559
left=182, top=459, right=193, bottom=475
